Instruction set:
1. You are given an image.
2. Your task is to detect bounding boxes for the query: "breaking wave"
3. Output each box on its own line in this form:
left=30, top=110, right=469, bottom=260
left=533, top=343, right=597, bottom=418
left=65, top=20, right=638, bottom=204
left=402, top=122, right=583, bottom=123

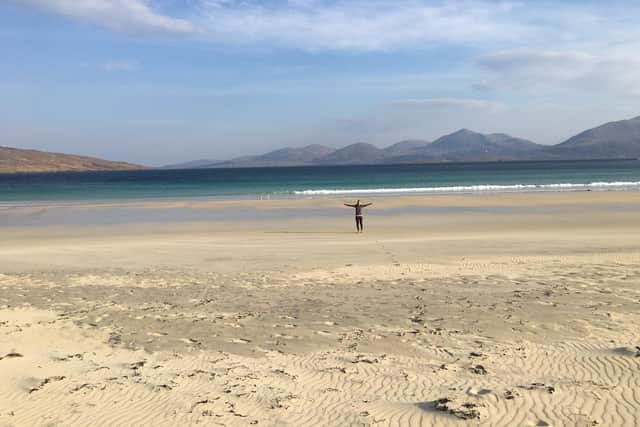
left=293, top=181, right=640, bottom=195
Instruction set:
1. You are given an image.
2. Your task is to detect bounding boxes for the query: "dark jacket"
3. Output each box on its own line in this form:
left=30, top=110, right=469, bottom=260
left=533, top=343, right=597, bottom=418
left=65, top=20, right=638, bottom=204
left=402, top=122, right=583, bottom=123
left=344, top=202, right=371, bottom=216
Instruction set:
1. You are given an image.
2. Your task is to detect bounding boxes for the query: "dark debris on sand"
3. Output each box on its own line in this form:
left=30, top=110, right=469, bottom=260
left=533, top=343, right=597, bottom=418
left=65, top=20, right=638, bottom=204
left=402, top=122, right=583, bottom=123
left=469, top=364, right=488, bottom=375
left=434, top=397, right=482, bottom=420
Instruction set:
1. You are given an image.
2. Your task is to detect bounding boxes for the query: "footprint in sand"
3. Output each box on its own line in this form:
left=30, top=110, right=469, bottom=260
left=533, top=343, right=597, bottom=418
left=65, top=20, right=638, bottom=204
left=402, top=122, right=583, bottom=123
left=272, top=323, right=297, bottom=328
left=467, top=387, right=493, bottom=396
left=272, top=333, right=296, bottom=340
left=26, top=376, right=66, bottom=393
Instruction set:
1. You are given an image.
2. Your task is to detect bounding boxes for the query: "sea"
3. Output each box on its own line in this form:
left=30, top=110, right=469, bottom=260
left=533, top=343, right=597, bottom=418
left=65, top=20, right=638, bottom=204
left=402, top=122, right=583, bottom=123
left=1, top=159, right=640, bottom=204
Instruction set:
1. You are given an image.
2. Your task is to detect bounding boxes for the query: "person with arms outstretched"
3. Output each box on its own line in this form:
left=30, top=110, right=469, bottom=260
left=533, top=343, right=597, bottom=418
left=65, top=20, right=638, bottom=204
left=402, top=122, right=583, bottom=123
left=344, top=199, right=372, bottom=233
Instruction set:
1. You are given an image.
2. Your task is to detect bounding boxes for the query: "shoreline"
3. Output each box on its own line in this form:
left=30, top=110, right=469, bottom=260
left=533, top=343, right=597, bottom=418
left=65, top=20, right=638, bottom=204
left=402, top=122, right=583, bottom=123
left=3, top=190, right=640, bottom=228
left=2, top=184, right=640, bottom=207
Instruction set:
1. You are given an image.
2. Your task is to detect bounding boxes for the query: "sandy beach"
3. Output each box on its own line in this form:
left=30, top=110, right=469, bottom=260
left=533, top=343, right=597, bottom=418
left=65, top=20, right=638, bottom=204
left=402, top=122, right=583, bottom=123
left=1, top=191, right=640, bottom=426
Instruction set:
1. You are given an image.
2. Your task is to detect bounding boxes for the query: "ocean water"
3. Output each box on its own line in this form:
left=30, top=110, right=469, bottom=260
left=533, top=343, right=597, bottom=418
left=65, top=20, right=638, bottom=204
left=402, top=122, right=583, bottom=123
left=1, top=160, right=640, bottom=203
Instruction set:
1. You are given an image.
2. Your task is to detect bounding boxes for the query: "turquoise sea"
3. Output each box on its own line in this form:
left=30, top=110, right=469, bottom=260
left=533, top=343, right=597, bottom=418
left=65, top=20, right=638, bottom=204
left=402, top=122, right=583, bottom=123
left=1, top=160, right=640, bottom=204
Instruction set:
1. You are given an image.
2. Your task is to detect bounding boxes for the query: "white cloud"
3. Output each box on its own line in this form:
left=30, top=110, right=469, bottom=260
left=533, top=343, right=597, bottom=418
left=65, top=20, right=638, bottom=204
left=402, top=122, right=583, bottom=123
left=18, top=0, right=194, bottom=33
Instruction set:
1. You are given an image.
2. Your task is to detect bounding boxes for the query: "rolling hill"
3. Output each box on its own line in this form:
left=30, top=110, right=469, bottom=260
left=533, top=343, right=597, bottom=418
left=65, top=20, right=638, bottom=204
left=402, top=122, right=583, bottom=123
left=0, top=146, right=146, bottom=174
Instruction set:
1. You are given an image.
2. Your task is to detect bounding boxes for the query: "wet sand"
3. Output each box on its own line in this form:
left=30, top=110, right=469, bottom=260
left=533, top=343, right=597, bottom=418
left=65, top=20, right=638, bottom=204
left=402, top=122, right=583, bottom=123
left=1, top=191, right=639, bottom=426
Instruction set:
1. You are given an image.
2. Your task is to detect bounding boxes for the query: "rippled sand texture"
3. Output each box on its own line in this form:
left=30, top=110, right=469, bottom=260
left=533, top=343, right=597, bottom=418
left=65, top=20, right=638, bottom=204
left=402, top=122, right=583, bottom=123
left=1, top=192, right=640, bottom=426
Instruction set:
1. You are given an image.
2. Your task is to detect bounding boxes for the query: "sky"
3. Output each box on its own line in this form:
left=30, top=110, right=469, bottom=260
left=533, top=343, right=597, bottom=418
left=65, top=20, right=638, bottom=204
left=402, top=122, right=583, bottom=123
left=2, top=0, right=640, bottom=166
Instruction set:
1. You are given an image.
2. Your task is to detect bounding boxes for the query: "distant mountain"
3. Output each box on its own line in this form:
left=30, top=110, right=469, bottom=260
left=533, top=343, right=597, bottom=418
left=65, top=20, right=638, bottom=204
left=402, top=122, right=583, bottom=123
left=315, top=143, right=386, bottom=165
left=419, top=129, right=542, bottom=161
left=383, top=139, right=430, bottom=156
left=486, top=133, right=542, bottom=153
left=216, top=144, right=335, bottom=167
left=532, top=116, right=640, bottom=160
left=161, top=159, right=222, bottom=169
left=0, top=146, right=146, bottom=174
left=254, top=144, right=335, bottom=163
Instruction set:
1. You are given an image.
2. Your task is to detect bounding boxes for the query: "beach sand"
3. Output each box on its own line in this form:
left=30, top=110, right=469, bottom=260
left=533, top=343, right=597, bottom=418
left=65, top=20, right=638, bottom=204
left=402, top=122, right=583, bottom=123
left=1, top=191, right=639, bottom=426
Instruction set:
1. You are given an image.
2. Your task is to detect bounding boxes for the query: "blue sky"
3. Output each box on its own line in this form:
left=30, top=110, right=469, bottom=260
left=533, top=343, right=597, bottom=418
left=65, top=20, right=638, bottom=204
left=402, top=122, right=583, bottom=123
left=2, top=0, right=640, bottom=165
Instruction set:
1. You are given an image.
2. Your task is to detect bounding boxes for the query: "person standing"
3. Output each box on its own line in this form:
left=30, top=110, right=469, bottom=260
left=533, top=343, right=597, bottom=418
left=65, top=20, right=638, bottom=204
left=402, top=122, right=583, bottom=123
left=343, top=199, right=372, bottom=233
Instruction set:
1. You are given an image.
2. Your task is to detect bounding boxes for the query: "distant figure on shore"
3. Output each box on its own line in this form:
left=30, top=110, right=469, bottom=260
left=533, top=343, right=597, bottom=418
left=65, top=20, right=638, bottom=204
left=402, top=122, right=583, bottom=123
left=344, top=200, right=372, bottom=233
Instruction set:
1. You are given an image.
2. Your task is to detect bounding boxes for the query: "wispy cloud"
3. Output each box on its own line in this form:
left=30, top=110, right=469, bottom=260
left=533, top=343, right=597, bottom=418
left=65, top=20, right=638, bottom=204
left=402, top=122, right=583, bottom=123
left=591, top=58, right=640, bottom=96
left=18, top=0, right=194, bottom=34
left=99, top=60, right=138, bottom=71
left=15, top=0, right=640, bottom=58
left=391, top=98, right=507, bottom=117
left=196, top=0, right=528, bottom=51
left=475, top=49, right=640, bottom=95
left=479, top=50, right=595, bottom=75
left=392, top=98, right=500, bottom=110
left=474, top=49, right=596, bottom=90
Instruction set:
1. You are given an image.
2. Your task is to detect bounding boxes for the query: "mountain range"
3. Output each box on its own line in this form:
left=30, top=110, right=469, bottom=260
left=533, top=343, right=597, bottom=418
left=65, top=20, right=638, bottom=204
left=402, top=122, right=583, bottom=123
left=165, top=115, right=640, bottom=169
left=2, top=115, right=640, bottom=173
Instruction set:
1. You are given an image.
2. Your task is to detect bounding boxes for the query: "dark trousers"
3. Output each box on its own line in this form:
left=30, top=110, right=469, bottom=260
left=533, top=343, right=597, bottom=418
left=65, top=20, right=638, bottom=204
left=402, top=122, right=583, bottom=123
left=355, top=216, right=363, bottom=231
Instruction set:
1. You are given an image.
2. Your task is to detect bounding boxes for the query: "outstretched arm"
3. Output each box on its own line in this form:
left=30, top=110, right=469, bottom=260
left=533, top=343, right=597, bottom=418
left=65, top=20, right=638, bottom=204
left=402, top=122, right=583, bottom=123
left=344, top=203, right=356, bottom=207
left=362, top=203, right=372, bottom=207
